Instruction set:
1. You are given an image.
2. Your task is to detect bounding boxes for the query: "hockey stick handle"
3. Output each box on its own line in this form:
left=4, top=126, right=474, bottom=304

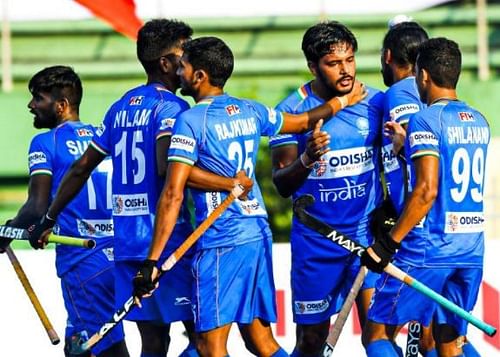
left=0, top=225, right=96, bottom=249
left=47, top=234, right=96, bottom=249
left=80, top=184, right=245, bottom=352
left=5, top=247, right=60, bottom=345
left=322, top=267, right=366, bottom=356
left=293, top=195, right=497, bottom=337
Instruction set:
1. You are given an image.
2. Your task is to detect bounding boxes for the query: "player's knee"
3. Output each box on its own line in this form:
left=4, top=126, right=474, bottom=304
left=297, top=325, right=328, bottom=353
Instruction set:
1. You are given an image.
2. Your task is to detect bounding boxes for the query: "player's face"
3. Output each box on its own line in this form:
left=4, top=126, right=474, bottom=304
left=177, top=55, right=196, bottom=97
left=27, top=91, right=58, bottom=129
left=381, top=48, right=394, bottom=87
left=315, top=43, right=356, bottom=95
left=415, top=61, right=428, bottom=103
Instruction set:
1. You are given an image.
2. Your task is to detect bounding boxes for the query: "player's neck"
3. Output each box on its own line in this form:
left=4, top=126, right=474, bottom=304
left=195, top=87, right=224, bottom=103
left=427, top=88, right=458, bottom=106
left=57, top=111, right=80, bottom=125
left=310, top=79, right=341, bottom=102
left=146, top=75, right=175, bottom=92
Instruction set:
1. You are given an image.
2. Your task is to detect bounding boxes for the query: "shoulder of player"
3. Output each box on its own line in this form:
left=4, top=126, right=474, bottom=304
left=275, top=83, right=313, bottom=113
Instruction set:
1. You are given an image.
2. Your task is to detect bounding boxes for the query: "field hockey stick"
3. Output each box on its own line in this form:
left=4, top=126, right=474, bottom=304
left=5, top=246, right=60, bottom=345
left=78, top=184, right=245, bottom=352
left=0, top=225, right=95, bottom=248
left=322, top=266, right=366, bottom=356
left=405, top=321, right=421, bottom=357
left=293, top=194, right=497, bottom=337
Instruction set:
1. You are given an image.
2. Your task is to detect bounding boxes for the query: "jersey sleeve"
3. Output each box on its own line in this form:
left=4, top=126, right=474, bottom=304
left=90, top=108, right=113, bottom=155
left=269, top=96, right=299, bottom=148
left=407, top=111, right=440, bottom=160
left=246, top=100, right=284, bottom=138
left=155, top=99, right=189, bottom=140
left=167, top=112, right=199, bottom=166
left=28, top=133, right=53, bottom=176
left=386, top=89, right=421, bottom=125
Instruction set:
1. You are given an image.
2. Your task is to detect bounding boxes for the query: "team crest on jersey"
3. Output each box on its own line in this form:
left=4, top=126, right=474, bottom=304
left=129, top=96, right=144, bottom=106
left=458, top=112, right=475, bottom=122
left=356, top=117, right=370, bottom=137
left=225, top=104, right=240, bottom=116
left=76, top=128, right=93, bottom=137
left=113, top=196, right=124, bottom=214
left=28, top=151, right=47, bottom=168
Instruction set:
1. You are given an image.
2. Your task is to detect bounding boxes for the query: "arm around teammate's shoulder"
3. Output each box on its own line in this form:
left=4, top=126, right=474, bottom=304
left=279, top=81, right=367, bottom=134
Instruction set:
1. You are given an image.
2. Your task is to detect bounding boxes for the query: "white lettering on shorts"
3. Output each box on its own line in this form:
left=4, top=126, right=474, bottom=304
left=294, top=298, right=330, bottom=315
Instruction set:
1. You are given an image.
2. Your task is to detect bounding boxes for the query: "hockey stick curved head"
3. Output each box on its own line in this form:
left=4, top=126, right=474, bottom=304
left=293, top=194, right=315, bottom=214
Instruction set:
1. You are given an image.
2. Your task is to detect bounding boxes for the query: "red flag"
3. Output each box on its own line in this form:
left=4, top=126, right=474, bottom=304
left=75, top=0, right=143, bottom=40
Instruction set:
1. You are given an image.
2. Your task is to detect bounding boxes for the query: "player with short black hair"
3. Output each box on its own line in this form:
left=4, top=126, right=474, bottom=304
left=269, top=21, right=384, bottom=356
left=362, top=37, right=489, bottom=357
left=7, top=65, right=129, bottom=357
left=133, top=35, right=367, bottom=357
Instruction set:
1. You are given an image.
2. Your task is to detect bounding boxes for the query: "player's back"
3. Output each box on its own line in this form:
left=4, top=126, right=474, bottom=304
left=407, top=100, right=489, bottom=266
left=169, top=94, right=283, bottom=249
left=91, top=84, right=192, bottom=261
left=29, top=121, right=113, bottom=276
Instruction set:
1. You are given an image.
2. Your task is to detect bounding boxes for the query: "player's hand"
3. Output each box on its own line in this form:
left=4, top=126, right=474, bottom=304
left=133, top=259, right=159, bottom=307
left=234, top=170, right=253, bottom=200
left=302, top=119, right=330, bottom=167
left=384, top=121, right=406, bottom=154
left=341, top=80, right=368, bottom=107
left=28, top=214, right=55, bottom=250
left=370, top=200, right=397, bottom=240
left=361, top=232, right=400, bottom=273
left=0, top=219, right=14, bottom=253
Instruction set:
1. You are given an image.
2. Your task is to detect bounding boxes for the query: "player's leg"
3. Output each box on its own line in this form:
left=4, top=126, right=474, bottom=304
left=363, top=263, right=447, bottom=357
left=433, top=267, right=482, bottom=357
left=291, top=321, right=330, bottom=356
left=61, top=247, right=128, bottom=357
left=179, top=319, right=199, bottom=357
left=239, top=318, right=287, bottom=357
left=196, top=324, right=232, bottom=357
left=419, top=323, right=437, bottom=357
left=136, top=321, right=170, bottom=357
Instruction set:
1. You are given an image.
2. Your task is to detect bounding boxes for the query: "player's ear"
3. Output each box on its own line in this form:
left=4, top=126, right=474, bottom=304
left=307, top=60, right=318, bottom=77
left=159, top=55, right=173, bottom=74
left=383, top=49, right=392, bottom=65
left=55, top=98, right=69, bottom=116
left=193, top=69, right=207, bottom=85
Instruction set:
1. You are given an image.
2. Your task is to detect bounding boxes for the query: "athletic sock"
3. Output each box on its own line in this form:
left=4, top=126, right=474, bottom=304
left=366, top=340, right=399, bottom=357
left=423, top=348, right=438, bottom=357
left=271, top=347, right=289, bottom=357
left=463, top=342, right=481, bottom=357
left=178, top=342, right=199, bottom=357
left=140, top=353, right=165, bottom=357
left=289, top=348, right=317, bottom=357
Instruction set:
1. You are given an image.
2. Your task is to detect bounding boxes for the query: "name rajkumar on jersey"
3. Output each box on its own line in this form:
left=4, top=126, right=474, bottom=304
left=214, top=117, right=258, bottom=140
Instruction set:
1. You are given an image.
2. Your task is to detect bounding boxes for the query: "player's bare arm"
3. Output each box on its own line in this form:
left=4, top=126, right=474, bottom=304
left=280, top=80, right=367, bottom=133
left=272, top=119, right=330, bottom=197
left=390, top=154, right=439, bottom=242
left=47, top=146, right=104, bottom=220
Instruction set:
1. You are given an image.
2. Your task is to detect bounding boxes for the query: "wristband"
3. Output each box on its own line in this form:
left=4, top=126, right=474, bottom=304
left=299, top=152, right=315, bottom=169
left=336, top=96, right=348, bottom=109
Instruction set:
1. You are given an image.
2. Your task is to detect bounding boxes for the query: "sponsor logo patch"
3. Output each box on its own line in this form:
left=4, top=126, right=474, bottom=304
left=95, top=123, right=106, bottom=137
left=238, top=198, right=266, bottom=216
left=267, top=107, right=278, bottom=124
left=319, top=178, right=367, bottom=203
left=309, top=146, right=374, bottom=179
left=170, top=135, right=196, bottom=153
left=76, top=128, right=93, bottom=137
left=225, top=104, right=241, bottom=116
left=160, top=118, right=176, bottom=131
left=112, top=193, right=149, bottom=216
left=381, top=143, right=400, bottom=173
left=409, top=131, right=438, bottom=147
left=129, top=96, right=144, bottom=106
left=390, top=103, right=419, bottom=121
left=206, top=191, right=221, bottom=215
left=458, top=112, right=475, bottom=122
left=294, top=298, right=330, bottom=315
left=28, top=151, right=47, bottom=167
left=77, top=219, right=114, bottom=237
left=174, top=297, right=191, bottom=306
left=445, top=212, right=484, bottom=233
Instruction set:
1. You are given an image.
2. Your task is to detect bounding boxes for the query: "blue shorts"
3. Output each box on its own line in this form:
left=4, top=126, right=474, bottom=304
left=61, top=248, right=125, bottom=355
left=291, top=232, right=378, bottom=324
left=115, top=257, right=194, bottom=324
left=368, top=262, right=482, bottom=335
left=192, top=239, right=277, bottom=332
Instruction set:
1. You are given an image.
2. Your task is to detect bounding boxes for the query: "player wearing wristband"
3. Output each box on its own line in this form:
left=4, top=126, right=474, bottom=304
left=361, top=38, right=489, bottom=357
left=10, top=66, right=129, bottom=357
left=269, top=21, right=384, bottom=356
